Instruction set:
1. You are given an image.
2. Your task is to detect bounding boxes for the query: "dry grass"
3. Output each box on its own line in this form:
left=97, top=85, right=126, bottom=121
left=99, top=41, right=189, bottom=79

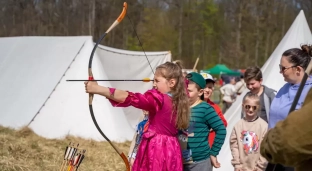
left=0, top=126, right=131, bottom=171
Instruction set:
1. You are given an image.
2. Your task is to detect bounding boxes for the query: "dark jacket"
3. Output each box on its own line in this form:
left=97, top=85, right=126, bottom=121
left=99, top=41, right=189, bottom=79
left=260, top=88, right=312, bottom=171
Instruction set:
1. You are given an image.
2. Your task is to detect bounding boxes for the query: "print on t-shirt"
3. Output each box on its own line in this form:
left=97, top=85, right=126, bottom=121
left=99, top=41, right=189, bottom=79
left=240, top=130, right=259, bottom=154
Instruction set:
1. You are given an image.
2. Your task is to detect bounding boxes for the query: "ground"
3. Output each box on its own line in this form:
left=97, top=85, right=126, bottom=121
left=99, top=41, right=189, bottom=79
left=0, top=87, right=223, bottom=171
left=0, top=126, right=131, bottom=171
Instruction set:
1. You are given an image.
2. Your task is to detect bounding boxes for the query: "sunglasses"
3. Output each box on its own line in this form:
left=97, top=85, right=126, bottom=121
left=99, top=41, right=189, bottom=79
left=279, top=64, right=296, bottom=72
left=244, top=105, right=257, bottom=111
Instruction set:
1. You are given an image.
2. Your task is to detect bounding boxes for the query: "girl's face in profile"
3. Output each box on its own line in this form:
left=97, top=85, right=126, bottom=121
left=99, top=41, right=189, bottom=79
left=153, top=70, right=176, bottom=94
left=243, top=99, right=259, bottom=118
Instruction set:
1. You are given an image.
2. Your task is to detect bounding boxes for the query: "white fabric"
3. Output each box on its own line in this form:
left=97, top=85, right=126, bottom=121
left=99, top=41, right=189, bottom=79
left=214, top=10, right=312, bottom=171
left=200, top=72, right=214, bottom=81
left=220, top=84, right=236, bottom=103
left=0, top=36, right=89, bottom=128
left=96, top=44, right=171, bottom=131
left=0, top=36, right=171, bottom=142
left=235, top=80, right=246, bottom=94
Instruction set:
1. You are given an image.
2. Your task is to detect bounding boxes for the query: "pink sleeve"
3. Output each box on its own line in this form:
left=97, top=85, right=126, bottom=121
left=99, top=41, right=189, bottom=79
left=108, top=89, right=164, bottom=114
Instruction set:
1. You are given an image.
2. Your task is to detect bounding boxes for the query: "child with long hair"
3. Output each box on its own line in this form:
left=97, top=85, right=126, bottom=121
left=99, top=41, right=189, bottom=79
left=85, top=61, right=190, bottom=171
left=230, top=94, right=267, bottom=171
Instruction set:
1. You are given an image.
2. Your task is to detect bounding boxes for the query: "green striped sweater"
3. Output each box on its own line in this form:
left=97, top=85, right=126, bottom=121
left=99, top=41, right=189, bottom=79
left=179, top=101, right=226, bottom=163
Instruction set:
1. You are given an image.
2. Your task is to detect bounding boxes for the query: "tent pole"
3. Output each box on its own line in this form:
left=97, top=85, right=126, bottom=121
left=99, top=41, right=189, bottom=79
left=193, top=57, right=200, bottom=72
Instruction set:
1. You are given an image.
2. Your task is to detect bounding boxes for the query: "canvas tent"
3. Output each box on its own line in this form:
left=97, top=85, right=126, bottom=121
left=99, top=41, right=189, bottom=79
left=214, top=10, right=312, bottom=171
left=0, top=36, right=171, bottom=142
left=202, top=64, right=241, bottom=76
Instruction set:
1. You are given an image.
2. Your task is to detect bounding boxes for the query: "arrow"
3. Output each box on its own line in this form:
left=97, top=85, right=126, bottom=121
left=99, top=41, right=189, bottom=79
left=67, top=78, right=153, bottom=82
left=75, top=150, right=86, bottom=171
left=59, top=142, right=72, bottom=171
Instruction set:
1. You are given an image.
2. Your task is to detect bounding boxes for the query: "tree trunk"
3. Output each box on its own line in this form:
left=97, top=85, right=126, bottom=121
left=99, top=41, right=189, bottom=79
left=192, top=33, right=196, bottom=59
left=66, top=15, right=69, bottom=35
left=202, top=28, right=205, bottom=69
left=271, top=35, right=276, bottom=55
left=178, top=0, right=183, bottom=58
left=281, top=3, right=287, bottom=37
left=245, top=53, right=250, bottom=68
left=264, top=11, right=271, bottom=60
left=89, top=0, right=95, bottom=36
left=255, top=15, right=259, bottom=66
left=218, top=11, right=227, bottom=64
left=236, top=2, right=242, bottom=68
left=218, top=45, right=222, bottom=64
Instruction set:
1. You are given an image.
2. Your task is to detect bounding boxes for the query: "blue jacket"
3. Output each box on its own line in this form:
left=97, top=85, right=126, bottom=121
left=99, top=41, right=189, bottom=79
left=268, top=76, right=312, bottom=128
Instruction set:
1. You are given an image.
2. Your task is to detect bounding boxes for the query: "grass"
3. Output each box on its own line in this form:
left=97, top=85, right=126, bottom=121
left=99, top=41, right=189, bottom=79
left=0, top=85, right=224, bottom=171
left=0, top=126, right=131, bottom=171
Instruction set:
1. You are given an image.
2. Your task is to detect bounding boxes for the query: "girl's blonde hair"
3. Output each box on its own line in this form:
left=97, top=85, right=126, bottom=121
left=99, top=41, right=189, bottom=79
left=156, top=61, right=190, bottom=129
left=243, top=93, right=260, bottom=110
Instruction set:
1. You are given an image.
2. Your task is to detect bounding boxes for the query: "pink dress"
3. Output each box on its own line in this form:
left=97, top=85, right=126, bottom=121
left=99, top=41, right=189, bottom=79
left=109, top=89, right=183, bottom=171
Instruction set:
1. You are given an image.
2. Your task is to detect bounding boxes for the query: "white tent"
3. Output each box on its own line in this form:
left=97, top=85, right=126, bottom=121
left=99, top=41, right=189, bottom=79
left=215, top=10, right=312, bottom=171
left=96, top=44, right=171, bottom=130
left=0, top=36, right=171, bottom=142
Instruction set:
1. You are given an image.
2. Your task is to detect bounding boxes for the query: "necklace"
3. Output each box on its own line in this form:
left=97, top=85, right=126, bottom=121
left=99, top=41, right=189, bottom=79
left=190, top=99, right=202, bottom=108
left=245, top=116, right=259, bottom=122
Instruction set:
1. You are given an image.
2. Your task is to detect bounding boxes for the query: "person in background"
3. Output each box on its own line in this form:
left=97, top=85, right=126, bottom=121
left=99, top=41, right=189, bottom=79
left=264, top=45, right=312, bottom=171
left=242, top=66, right=276, bottom=123
left=230, top=94, right=268, bottom=171
left=220, top=77, right=236, bottom=113
left=200, top=73, right=227, bottom=147
left=219, top=78, right=223, bottom=86
left=235, top=75, right=246, bottom=96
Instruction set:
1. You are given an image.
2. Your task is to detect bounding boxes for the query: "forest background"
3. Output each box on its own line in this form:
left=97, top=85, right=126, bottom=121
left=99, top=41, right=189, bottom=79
left=1, top=0, right=311, bottom=69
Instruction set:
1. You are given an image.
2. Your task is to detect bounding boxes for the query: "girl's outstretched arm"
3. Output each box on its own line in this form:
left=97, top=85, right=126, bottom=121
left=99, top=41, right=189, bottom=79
left=85, top=81, right=128, bottom=102
left=85, top=81, right=163, bottom=113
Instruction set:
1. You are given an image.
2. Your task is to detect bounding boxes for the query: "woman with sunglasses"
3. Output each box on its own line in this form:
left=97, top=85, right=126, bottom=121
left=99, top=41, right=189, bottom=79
left=261, top=45, right=312, bottom=171
left=230, top=94, right=268, bottom=171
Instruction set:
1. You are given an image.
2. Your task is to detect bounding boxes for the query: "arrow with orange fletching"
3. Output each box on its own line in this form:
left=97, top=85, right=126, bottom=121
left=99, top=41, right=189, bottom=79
left=66, top=78, right=153, bottom=82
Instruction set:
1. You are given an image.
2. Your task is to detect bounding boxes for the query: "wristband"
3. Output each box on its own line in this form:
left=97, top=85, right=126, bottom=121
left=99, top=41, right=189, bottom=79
left=108, top=87, right=116, bottom=97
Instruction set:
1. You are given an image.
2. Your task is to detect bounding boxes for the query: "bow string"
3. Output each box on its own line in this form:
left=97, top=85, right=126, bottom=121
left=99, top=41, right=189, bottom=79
left=87, top=2, right=155, bottom=171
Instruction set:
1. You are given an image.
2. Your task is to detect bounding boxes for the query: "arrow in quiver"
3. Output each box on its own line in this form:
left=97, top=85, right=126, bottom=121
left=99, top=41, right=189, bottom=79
left=59, top=142, right=86, bottom=171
